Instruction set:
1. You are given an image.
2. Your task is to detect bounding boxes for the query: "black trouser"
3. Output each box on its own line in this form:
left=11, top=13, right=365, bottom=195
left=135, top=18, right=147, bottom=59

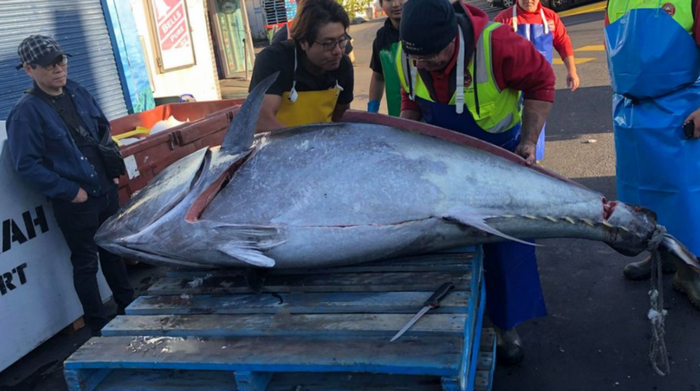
left=52, top=185, right=134, bottom=331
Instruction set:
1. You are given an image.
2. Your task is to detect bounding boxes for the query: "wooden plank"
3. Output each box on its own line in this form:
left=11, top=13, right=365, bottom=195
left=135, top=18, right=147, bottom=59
left=127, top=291, right=472, bottom=315
left=94, top=370, right=448, bottom=391
left=64, top=368, right=112, bottom=391
left=65, top=335, right=464, bottom=376
left=167, top=263, right=471, bottom=278
left=461, top=282, right=485, bottom=391
left=165, top=253, right=475, bottom=279
left=479, top=329, right=495, bottom=351
left=479, top=327, right=497, bottom=391
left=441, top=377, right=459, bottom=391
left=476, top=352, right=493, bottom=371
left=95, top=370, right=237, bottom=391
left=268, top=372, right=444, bottom=390
left=235, top=371, right=272, bottom=391
left=101, top=313, right=468, bottom=338
left=473, top=371, right=490, bottom=391
left=148, top=272, right=472, bottom=295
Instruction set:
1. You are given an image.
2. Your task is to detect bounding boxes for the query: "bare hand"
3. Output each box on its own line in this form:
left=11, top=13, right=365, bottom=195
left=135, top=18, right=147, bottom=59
left=684, top=108, right=700, bottom=139
left=515, top=142, right=537, bottom=166
left=113, top=177, right=120, bottom=185
left=567, top=72, right=580, bottom=92
left=71, top=188, right=88, bottom=203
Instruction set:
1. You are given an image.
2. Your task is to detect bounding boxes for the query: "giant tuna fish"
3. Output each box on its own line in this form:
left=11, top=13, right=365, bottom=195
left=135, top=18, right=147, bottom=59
left=96, top=73, right=700, bottom=272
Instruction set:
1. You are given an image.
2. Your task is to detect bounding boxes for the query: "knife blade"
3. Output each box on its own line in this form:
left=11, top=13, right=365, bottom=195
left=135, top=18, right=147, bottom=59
left=390, top=282, right=455, bottom=342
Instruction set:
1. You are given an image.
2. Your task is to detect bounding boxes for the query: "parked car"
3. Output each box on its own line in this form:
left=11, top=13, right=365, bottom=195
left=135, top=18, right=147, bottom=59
left=488, top=0, right=593, bottom=12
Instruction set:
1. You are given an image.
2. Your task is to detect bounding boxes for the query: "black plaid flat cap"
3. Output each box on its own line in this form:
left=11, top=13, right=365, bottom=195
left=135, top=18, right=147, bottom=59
left=16, top=35, right=71, bottom=70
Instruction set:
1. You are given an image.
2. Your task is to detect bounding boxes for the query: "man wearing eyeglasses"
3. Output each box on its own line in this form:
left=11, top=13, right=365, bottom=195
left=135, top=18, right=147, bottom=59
left=396, top=0, right=555, bottom=365
left=249, top=0, right=354, bottom=132
left=6, top=35, right=134, bottom=337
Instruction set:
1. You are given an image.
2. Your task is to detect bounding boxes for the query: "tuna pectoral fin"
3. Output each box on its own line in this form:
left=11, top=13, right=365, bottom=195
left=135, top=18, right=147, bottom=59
left=443, top=210, right=539, bottom=247
left=216, top=244, right=276, bottom=268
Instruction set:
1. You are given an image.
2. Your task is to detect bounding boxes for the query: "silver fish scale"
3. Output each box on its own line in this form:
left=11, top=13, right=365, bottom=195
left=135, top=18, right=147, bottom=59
left=201, top=123, right=601, bottom=228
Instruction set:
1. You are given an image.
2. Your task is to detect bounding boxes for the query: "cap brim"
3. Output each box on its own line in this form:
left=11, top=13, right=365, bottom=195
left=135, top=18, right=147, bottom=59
left=33, top=50, right=70, bottom=67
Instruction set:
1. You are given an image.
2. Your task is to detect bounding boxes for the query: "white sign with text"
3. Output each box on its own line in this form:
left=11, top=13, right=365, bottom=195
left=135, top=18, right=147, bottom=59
left=0, top=122, right=111, bottom=372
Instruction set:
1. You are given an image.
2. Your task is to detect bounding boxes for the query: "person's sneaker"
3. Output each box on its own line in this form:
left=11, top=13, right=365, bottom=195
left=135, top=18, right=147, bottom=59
left=672, top=262, right=700, bottom=309
left=623, top=253, right=676, bottom=281
left=496, top=327, right=524, bottom=365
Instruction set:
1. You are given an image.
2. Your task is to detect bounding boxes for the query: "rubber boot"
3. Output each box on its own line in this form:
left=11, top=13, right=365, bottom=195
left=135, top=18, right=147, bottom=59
left=672, top=260, right=700, bottom=309
left=623, top=253, right=676, bottom=281
left=495, top=326, right=524, bottom=365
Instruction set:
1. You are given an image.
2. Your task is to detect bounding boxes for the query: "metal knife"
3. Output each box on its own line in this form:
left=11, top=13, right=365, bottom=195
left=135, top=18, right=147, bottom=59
left=390, top=282, right=455, bottom=342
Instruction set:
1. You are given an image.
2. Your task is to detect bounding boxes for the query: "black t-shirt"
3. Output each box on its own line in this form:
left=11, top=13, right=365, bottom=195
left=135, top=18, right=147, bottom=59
left=249, top=40, right=354, bottom=105
left=370, top=18, right=400, bottom=75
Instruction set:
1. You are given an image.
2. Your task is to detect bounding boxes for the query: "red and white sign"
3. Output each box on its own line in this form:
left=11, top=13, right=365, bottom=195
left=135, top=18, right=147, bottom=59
left=150, top=0, right=196, bottom=71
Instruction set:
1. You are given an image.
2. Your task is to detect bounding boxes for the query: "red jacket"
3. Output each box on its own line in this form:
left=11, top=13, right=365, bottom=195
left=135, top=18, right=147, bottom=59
left=401, top=3, right=555, bottom=113
left=494, top=3, right=574, bottom=60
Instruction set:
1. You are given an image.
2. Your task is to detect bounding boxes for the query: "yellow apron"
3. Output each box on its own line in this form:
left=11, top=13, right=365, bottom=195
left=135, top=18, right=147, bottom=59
left=275, top=47, right=343, bottom=127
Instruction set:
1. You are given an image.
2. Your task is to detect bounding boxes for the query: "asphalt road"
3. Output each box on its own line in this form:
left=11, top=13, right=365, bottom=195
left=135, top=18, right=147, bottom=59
left=2, top=3, right=699, bottom=391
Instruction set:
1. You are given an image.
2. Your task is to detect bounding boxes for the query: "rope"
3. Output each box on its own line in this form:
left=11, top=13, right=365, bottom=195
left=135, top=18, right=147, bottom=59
left=647, top=227, right=670, bottom=376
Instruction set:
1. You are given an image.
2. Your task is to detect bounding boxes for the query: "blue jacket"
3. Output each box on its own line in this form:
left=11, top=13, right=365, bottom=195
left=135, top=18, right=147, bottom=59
left=7, top=80, right=112, bottom=201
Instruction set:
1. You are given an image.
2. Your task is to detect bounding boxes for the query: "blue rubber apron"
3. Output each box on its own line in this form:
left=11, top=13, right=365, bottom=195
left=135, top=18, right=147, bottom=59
left=606, top=5, right=700, bottom=254
left=412, top=28, right=547, bottom=329
left=512, top=6, right=553, bottom=162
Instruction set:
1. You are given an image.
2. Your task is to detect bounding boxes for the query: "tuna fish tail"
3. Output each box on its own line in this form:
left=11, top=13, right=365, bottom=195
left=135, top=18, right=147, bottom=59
left=221, top=71, right=280, bottom=153
left=661, top=233, right=700, bottom=273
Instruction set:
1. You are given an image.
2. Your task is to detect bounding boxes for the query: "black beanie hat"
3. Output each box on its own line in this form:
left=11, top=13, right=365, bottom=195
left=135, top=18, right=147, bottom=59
left=400, top=0, right=457, bottom=56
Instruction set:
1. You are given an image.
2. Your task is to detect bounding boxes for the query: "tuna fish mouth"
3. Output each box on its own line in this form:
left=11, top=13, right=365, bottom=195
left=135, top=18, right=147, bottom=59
left=602, top=198, right=617, bottom=220
left=604, top=201, right=658, bottom=256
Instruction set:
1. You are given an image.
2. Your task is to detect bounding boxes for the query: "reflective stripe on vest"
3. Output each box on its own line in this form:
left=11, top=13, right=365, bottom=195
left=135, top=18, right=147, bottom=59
left=607, top=0, right=694, bottom=32
left=396, top=22, right=521, bottom=133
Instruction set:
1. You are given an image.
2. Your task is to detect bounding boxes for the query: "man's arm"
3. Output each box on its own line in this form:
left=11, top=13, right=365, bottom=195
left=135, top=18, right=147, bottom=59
left=256, top=94, right=286, bottom=132
left=368, top=71, right=385, bottom=112
left=552, top=13, right=579, bottom=91
left=562, top=56, right=579, bottom=91
left=367, top=37, right=385, bottom=113
left=516, top=100, right=553, bottom=165
left=399, top=86, right=423, bottom=121
left=6, top=112, right=81, bottom=201
left=332, top=104, right=351, bottom=122
left=400, top=109, right=422, bottom=121
left=491, top=27, right=555, bottom=164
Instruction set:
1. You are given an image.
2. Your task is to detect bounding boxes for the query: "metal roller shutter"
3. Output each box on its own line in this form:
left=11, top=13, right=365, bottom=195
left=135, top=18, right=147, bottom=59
left=0, top=0, right=128, bottom=120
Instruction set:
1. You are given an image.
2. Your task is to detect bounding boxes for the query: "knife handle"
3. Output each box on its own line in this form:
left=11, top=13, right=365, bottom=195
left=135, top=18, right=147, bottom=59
left=424, top=282, right=455, bottom=308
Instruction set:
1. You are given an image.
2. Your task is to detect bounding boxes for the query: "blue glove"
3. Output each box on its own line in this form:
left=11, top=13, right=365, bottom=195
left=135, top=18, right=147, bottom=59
left=367, top=100, right=380, bottom=113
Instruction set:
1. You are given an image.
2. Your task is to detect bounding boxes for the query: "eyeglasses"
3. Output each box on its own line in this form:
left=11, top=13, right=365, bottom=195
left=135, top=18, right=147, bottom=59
left=407, top=53, right=440, bottom=63
left=314, top=35, right=351, bottom=52
left=37, top=55, right=68, bottom=71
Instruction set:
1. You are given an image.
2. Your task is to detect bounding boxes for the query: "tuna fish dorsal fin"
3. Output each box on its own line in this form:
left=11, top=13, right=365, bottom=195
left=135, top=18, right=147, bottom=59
left=221, top=71, right=280, bottom=153
left=443, top=209, right=540, bottom=247
left=217, top=243, right=277, bottom=268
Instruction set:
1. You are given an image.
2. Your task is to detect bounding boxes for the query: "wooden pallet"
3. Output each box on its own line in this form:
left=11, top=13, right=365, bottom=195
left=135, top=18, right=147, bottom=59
left=64, top=250, right=496, bottom=391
